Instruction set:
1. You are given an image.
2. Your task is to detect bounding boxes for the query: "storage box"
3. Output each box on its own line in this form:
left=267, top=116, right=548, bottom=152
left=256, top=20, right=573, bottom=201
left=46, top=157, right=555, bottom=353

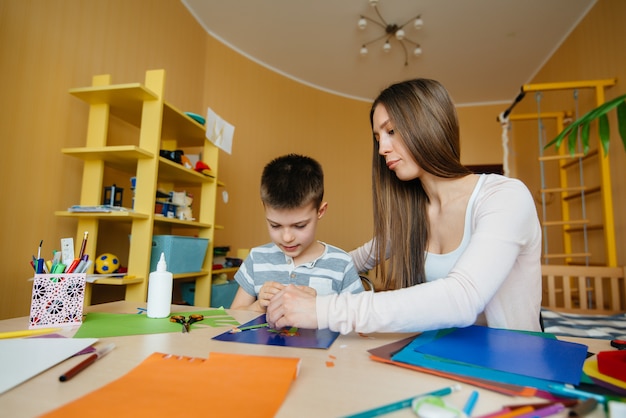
left=180, top=280, right=239, bottom=308
left=150, top=235, right=209, bottom=274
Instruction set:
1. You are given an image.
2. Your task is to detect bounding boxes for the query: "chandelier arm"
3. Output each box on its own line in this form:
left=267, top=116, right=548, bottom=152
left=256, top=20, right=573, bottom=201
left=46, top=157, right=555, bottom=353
left=372, top=5, right=389, bottom=27
left=360, top=15, right=386, bottom=30
left=398, top=15, right=421, bottom=30
left=362, top=32, right=391, bottom=47
left=401, top=37, right=419, bottom=47
left=399, top=40, right=409, bottom=66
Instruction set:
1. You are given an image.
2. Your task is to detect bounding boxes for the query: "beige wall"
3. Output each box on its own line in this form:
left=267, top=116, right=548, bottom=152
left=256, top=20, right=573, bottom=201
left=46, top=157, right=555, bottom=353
left=1, top=0, right=621, bottom=319
left=509, top=0, right=626, bottom=265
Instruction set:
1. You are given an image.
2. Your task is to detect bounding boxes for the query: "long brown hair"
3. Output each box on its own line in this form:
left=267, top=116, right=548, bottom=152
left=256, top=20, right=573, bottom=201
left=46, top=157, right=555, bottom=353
left=370, top=79, right=471, bottom=289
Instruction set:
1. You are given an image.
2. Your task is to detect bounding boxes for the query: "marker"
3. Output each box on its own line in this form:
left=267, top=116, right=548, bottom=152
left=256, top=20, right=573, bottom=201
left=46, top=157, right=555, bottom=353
left=547, top=384, right=606, bottom=403
left=59, top=343, right=115, bottom=382
left=463, top=390, right=479, bottom=416
left=36, top=240, right=44, bottom=274
left=343, top=384, right=461, bottom=418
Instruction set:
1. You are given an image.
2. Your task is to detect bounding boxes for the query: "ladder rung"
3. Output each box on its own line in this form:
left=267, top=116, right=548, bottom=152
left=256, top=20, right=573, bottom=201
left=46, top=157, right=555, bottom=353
left=542, top=219, right=589, bottom=227
left=543, top=253, right=592, bottom=259
left=563, top=186, right=601, bottom=201
left=541, top=186, right=587, bottom=194
left=538, top=153, right=585, bottom=161
left=565, top=224, right=604, bottom=233
left=562, top=149, right=599, bottom=169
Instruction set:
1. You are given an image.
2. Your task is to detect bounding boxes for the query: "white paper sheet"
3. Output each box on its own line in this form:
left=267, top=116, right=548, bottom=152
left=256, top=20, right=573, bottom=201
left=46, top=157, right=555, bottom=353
left=205, top=107, right=235, bottom=154
left=0, top=337, right=97, bottom=394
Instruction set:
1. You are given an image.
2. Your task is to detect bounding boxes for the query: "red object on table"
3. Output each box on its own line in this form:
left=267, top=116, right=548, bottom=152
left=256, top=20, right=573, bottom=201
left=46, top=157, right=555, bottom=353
left=597, top=350, right=626, bottom=382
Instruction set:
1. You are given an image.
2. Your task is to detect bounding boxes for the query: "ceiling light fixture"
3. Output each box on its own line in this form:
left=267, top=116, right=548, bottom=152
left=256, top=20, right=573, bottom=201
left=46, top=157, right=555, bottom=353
left=358, top=0, right=423, bottom=66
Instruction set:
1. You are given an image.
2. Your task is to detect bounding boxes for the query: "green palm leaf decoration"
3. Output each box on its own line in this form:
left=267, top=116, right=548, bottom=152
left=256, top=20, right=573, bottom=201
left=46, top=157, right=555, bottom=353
left=545, top=94, right=626, bottom=156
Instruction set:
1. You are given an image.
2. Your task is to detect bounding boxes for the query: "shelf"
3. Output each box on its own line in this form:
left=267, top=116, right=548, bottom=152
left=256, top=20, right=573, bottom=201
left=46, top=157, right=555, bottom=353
left=62, top=145, right=154, bottom=172
left=162, top=101, right=206, bottom=147
left=55, top=210, right=149, bottom=220
left=158, top=157, right=215, bottom=185
left=213, top=267, right=239, bottom=274
left=172, top=271, right=210, bottom=280
left=154, top=216, right=211, bottom=229
left=89, top=275, right=145, bottom=285
left=69, top=83, right=158, bottom=127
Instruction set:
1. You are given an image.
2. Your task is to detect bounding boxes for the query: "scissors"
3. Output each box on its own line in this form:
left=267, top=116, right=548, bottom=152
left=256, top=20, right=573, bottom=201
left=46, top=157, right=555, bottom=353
left=610, top=339, right=626, bottom=350
left=170, top=314, right=204, bottom=333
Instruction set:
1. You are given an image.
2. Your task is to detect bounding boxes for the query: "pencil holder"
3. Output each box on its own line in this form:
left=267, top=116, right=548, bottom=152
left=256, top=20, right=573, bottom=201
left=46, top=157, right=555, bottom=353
left=29, top=273, right=87, bottom=329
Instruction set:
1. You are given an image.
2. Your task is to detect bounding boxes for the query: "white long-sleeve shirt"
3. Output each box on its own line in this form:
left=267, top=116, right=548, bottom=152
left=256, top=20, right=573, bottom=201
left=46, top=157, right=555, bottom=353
left=318, top=174, right=542, bottom=334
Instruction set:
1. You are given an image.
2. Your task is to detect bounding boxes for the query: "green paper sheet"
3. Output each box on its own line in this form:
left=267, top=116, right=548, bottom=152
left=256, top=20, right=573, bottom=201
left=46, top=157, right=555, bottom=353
left=74, top=309, right=240, bottom=338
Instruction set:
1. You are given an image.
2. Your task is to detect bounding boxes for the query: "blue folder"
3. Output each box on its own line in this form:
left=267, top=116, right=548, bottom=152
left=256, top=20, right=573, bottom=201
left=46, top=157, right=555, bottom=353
left=392, top=325, right=588, bottom=389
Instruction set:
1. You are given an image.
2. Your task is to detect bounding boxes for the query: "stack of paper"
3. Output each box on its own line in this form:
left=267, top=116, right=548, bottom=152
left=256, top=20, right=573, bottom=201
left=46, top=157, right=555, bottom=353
left=372, top=325, right=589, bottom=394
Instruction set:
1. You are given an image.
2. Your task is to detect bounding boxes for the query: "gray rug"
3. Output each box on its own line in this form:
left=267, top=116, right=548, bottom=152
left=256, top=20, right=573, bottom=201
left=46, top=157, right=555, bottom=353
left=541, top=309, right=626, bottom=340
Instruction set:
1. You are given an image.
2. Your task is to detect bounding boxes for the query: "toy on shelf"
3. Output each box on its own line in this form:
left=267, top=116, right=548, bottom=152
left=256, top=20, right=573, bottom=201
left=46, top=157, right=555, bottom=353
left=95, top=253, right=120, bottom=274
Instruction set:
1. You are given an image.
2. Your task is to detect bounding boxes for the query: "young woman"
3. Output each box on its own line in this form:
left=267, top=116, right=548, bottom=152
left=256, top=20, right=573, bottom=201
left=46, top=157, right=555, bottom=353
left=266, top=79, right=542, bottom=334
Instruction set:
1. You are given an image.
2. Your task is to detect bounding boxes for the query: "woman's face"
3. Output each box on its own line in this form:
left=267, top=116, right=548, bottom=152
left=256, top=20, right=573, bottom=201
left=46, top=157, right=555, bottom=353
left=372, top=104, right=421, bottom=181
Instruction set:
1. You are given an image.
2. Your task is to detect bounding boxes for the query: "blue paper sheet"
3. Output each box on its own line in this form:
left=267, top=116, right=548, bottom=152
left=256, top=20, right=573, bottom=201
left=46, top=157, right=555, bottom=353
left=392, top=326, right=588, bottom=387
left=212, top=314, right=339, bottom=349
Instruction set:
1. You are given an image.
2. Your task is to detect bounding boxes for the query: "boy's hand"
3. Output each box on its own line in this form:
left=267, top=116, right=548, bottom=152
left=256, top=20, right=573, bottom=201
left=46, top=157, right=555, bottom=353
left=258, top=281, right=286, bottom=308
left=294, top=285, right=317, bottom=297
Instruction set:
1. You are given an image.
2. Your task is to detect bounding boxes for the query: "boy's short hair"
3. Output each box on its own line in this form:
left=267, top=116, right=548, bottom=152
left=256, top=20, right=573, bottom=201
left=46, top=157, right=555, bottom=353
left=260, top=154, right=324, bottom=209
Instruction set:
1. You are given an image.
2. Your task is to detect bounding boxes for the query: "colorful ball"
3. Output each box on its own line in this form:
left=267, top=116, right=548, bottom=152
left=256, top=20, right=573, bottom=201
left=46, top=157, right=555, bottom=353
left=95, top=253, right=120, bottom=274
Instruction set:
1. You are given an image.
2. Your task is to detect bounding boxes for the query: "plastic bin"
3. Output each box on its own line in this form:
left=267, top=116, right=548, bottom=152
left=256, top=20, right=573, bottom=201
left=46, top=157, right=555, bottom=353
left=150, top=235, right=209, bottom=274
left=180, top=280, right=239, bottom=308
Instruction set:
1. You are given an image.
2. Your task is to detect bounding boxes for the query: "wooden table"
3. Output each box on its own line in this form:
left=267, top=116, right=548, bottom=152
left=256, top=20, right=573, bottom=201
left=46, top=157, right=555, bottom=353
left=0, top=302, right=612, bottom=417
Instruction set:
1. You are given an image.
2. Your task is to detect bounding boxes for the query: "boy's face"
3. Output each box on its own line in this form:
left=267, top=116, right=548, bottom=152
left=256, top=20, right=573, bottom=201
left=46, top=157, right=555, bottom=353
left=264, top=202, right=327, bottom=261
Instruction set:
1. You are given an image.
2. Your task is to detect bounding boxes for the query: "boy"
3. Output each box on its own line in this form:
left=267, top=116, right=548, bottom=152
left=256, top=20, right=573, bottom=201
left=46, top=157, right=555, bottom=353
left=231, top=154, right=364, bottom=312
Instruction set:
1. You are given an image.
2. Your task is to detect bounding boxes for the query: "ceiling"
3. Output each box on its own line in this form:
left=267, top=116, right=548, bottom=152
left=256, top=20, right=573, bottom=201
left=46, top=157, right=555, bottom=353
left=181, top=0, right=596, bottom=106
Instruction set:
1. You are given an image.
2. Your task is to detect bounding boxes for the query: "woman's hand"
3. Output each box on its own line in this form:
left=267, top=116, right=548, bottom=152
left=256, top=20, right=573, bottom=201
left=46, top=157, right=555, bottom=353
left=267, top=284, right=318, bottom=329
left=257, top=281, right=286, bottom=308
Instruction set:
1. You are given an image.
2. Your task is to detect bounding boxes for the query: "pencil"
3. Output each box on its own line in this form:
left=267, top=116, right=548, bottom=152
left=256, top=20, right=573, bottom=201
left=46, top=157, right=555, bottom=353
left=0, top=328, right=62, bottom=339
left=59, top=343, right=115, bottom=382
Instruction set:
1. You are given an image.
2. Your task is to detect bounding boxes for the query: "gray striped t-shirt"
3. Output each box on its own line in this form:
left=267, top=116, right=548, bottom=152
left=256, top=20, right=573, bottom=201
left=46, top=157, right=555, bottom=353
left=234, top=242, right=364, bottom=297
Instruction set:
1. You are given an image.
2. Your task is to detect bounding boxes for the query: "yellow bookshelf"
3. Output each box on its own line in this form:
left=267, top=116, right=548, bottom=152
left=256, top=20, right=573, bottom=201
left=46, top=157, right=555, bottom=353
left=60, top=70, right=218, bottom=305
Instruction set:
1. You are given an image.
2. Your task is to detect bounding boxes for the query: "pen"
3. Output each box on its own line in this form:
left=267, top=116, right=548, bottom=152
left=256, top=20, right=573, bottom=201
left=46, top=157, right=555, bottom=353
left=463, top=390, right=479, bottom=416
left=59, top=343, right=115, bottom=382
left=343, top=384, right=461, bottom=418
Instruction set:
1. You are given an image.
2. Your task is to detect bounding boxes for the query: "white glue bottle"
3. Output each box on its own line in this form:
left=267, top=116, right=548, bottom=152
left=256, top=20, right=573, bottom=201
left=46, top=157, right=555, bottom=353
left=146, top=252, right=173, bottom=318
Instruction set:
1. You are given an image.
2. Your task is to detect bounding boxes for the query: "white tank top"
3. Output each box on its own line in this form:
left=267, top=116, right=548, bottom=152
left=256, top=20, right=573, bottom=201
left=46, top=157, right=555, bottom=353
left=425, top=174, right=486, bottom=281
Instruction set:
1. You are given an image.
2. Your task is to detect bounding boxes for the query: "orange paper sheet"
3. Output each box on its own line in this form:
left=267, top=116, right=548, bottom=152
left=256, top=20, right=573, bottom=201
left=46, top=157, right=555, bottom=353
left=43, top=352, right=301, bottom=417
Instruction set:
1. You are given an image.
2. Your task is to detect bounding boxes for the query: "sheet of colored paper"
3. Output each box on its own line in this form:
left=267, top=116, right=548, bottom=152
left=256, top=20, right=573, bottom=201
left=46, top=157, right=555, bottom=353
left=414, top=325, right=587, bottom=385
left=583, top=357, right=626, bottom=396
left=212, top=314, right=340, bottom=349
left=392, top=330, right=577, bottom=391
left=73, top=309, right=239, bottom=338
left=41, top=351, right=301, bottom=418
left=367, top=336, right=537, bottom=397
left=0, top=337, right=97, bottom=394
